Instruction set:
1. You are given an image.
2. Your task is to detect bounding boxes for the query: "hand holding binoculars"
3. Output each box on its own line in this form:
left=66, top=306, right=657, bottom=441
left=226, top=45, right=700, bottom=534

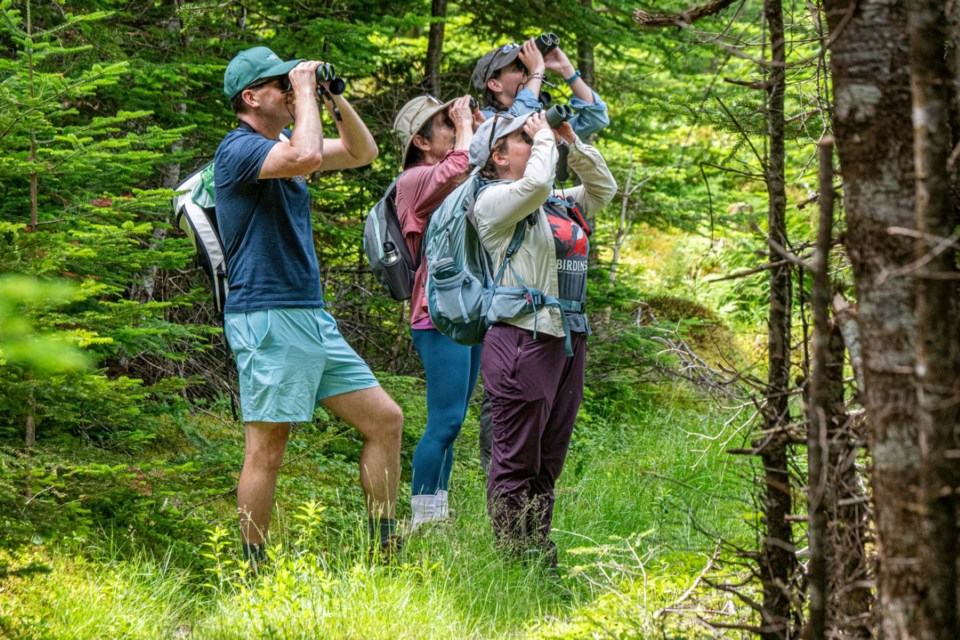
left=535, top=33, right=560, bottom=56
left=314, top=63, right=345, bottom=96
left=545, top=103, right=574, bottom=128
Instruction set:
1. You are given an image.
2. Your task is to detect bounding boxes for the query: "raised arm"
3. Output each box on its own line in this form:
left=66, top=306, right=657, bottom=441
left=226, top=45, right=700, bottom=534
left=551, top=123, right=617, bottom=215
left=316, top=93, right=379, bottom=171
left=259, top=61, right=324, bottom=179
left=516, top=39, right=546, bottom=102
left=476, top=114, right=557, bottom=232
left=544, top=47, right=610, bottom=138
left=544, top=46, right=594, bottom=105
left=398, top=95, right=475, bottom=223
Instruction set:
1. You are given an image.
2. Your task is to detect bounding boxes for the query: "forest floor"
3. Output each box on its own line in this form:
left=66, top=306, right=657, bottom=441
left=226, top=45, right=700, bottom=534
left=0, top=374, right=758, bottom=639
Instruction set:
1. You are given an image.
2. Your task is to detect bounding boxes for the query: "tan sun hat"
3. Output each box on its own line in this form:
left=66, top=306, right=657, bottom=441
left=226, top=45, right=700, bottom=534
left=393, top=95, right=456, bottom=168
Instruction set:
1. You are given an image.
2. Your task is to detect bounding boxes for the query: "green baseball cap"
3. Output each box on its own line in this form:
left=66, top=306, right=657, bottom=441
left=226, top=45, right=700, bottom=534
left=224, top=46, right=302, bottom=99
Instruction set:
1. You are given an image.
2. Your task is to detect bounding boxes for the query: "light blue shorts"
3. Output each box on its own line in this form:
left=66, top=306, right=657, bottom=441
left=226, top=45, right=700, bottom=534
left=223, top=307, right=379, bottom=423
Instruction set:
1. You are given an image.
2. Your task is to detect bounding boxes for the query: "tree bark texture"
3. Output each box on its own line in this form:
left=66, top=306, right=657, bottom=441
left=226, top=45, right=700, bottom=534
left=825, top=324, right=873, bottom=638
left=759, top=1, right=795, bottom=637
left=825, top=0, right=921, bottom=636
left=25, top=413, right=35, bottom=449
left=805, top=141, right=873, bottom=638
left=578, top=0, right=596, bottom=87
left=805, top=139, right=835, bottom=640
left=948, top=2, right=960, bottom=208
left=908, top=2, right=960, bottom=638
left=426, top=0, right=447, bottom=96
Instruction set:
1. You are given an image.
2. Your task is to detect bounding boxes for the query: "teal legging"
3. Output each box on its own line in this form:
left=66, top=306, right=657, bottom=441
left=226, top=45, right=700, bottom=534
left=410, top=328, right=483, bottom=495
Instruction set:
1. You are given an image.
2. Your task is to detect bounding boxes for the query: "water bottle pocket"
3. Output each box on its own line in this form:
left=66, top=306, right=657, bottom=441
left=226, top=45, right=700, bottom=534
left=432, top=271, right=484, bottom=324
left=381, top=259, right=414, bottom=300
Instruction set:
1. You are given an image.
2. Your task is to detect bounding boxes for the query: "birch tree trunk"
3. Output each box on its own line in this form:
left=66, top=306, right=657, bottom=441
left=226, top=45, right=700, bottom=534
left=824, top=0, right=921, bottom=636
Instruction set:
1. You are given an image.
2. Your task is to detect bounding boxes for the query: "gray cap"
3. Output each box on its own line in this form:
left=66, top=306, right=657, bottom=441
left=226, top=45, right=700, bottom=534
left=468, top=112, right=533, bottom=168
left=471, top=43, right=521, bottom=92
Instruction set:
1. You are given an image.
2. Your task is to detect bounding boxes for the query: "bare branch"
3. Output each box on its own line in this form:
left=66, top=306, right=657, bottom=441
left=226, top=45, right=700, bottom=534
left=706, top=257, right=802, bottom=283
left=724, top=76, right=774, bottom=90
left=634, top=0, right=739, bottom=27
left=751, top=221, right=813, bottom=270
left=717, top=97, right=768, bottom=173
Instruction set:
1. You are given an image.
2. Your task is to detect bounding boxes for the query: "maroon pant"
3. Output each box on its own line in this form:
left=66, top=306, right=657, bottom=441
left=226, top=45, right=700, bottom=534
left=481, top=323, right=586, bottom=549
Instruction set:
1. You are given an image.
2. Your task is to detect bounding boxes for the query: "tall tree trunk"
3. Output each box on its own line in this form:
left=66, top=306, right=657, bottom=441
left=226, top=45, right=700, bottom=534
left=25, top=0, right=38, bottom=446
left=27, top=0, right=37, bottom=232
left=950, top=1, right=960, bottom=209
left=805, top=138, right=835, bottom=640
left=426, top=0, right=447, bottom=96
left=24, top=408, right=35, bottom=449
left=759, top=0, right=795, bottom=637
left=825, top=316, right=873, bottom=637
left=825, top=0, right=921, bottom=636
left=909, top=2, right=960, bottom=638
left=141, top=4, right=187, bottom=305
left=578, top=0, right=596, bottom=87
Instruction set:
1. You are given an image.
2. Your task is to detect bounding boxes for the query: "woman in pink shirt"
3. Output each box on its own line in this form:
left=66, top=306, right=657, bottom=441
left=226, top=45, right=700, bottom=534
left=392, top=95, right=483, bottom=529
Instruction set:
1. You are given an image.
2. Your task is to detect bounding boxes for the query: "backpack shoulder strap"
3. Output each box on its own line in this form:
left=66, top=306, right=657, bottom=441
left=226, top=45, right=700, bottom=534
left=467, top=177, right=534, bottom=285
left=383, top=174, right=422, bottom=269
left=493, top=216, right=530, bottom=285
left=546, top=194, right=591, bottom=236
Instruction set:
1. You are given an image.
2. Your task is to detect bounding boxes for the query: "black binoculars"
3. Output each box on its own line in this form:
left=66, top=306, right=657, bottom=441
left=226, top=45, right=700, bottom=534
left=545, top=103, right=574, bottom=128
left=315, top=64, right=345, bottom=95
left=535, top=33, right=560, bottom=56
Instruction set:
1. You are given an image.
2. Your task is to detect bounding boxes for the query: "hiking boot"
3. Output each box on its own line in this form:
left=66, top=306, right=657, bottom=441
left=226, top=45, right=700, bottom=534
left=521, top=540, right=559, bottom=571
left=410, top=494, right=439, bottom=531
left=371, top=533, right=404, bottom=564
left=242, top=542, right=269, bottom=575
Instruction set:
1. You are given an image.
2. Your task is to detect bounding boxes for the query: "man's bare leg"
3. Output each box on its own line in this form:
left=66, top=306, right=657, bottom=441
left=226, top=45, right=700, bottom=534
left=237, top=421, right=291, bottom=546
left=322, top=386, right=403, bottom=523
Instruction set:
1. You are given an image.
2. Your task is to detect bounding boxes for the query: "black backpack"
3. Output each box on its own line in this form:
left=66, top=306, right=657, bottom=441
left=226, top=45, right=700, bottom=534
left=362, top=177, right=419, bottom=300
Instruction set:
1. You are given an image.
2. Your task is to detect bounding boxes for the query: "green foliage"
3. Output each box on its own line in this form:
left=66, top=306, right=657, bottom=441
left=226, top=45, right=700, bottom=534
left=0, top=1, right=833, bottom=636
left=0, top=551, right=197, bottom=639
left=0, top=373, right=754, bottom=638
left=0, top=433, right=236, bottom=568
left=0, top=4, right=212, bottom=445
left=0, top=274, right=89, bottom=372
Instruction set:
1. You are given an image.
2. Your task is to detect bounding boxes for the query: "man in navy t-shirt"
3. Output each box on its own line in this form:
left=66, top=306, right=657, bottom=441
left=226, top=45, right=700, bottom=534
left=215, top=46, right=402, bottom=563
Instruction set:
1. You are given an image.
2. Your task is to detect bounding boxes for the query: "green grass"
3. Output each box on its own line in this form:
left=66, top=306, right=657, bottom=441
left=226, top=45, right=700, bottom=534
left=0, top=382, right=756, bottom=639
left=0, top=550, right=198, bottom=639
